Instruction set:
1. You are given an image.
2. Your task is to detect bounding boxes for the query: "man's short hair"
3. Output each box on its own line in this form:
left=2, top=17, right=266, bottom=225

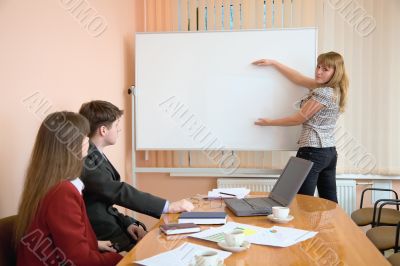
left=79, top=100, right=123, bottom=138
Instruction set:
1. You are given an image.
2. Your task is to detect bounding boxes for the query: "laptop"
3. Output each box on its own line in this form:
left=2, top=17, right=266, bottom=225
left=224, top=157, right=313, bottom=216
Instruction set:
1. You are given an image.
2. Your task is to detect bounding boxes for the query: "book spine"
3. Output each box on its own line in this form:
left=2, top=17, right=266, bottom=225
left=162, top=228, right=201, bottom=235
left=178, top=218, right=227, bottom=225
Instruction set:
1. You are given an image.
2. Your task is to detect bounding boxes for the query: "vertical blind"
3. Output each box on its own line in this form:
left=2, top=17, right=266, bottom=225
left=139, top=0, right=400, bottom=175
left=316, top=0, right=400, bottom=175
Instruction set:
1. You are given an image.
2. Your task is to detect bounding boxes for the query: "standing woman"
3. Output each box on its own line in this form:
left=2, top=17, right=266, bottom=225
left=15, top=112, right=122, bottom=266
left=253, top=52, right=349, bottom=203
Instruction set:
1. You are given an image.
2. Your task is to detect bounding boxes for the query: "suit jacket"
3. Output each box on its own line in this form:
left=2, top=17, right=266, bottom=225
left=17, top=181, right=122, bottom=266
left=81, top=144, right=166, bottom=242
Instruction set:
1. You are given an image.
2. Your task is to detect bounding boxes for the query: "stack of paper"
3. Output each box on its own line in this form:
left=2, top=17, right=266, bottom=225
left=135, top=242, right=232, bottom=266
left=190, top=222, right=317, bottom=248
left=207, top=188, right=250, bottom=199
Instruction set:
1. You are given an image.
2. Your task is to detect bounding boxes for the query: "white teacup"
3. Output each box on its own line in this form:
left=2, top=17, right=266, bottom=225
left=272, top=206, right=290, bottom=219
left=223, top=229, right=245, bottom=247
left=194, top=250, right=219, bottom=266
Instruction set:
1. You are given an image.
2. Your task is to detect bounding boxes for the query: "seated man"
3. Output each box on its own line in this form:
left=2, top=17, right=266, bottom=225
left=79, top=100, right=194, bottom=252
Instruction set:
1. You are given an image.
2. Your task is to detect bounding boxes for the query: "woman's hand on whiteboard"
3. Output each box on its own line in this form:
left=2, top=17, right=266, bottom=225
left=255, top=118, right=273, bottom=126
left=253, top=59, right=319, bottom=89
left=252, top=59, right=275, bottom=66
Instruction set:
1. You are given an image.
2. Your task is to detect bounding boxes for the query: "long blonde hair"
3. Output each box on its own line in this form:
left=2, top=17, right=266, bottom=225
left=15, top=112, right=89, bottom=244
left=317, top=51, right=349, bottom=112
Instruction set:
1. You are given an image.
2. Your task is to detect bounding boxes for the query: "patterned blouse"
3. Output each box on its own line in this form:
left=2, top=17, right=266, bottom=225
left=298, top=87, right=340, bottom=148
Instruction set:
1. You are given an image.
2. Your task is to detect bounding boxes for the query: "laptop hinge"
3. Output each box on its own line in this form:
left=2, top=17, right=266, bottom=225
left=268, top=196, right=285, bottom=206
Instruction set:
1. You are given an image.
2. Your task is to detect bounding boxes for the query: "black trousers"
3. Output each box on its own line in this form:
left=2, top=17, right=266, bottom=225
left=296, top=147, right=338, bottom=203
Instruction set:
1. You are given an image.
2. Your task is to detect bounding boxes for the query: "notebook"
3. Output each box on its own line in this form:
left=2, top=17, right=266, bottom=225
left=178, top=212, right=227, bottom=224
left=224, top=157, right=313, bottom=217
left=159, top=223, right=201, bottom=235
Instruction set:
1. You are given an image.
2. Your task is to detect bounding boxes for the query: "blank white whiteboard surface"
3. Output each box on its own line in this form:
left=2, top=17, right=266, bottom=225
left=135, top=29, right=317, bottom=150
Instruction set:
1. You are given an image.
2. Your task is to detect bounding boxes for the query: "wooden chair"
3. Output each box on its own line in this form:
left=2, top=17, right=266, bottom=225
left=351, top=188, right=400, bottom=227
left=0, top=215, right=17, bottom=266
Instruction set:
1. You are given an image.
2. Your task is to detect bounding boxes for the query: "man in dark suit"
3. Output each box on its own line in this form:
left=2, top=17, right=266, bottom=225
left=79, top=100, right=194, bottom=252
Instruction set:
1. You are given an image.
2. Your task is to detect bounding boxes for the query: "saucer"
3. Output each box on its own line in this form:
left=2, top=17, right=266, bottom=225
left=217, top=241, right=251, bottom=253
left=267, top=214, right=294, bottom=223
left=189, top=260, right=225, bottom=266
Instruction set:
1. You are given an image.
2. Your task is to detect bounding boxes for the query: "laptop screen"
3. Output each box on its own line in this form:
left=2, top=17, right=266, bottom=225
left=269, top=157, right=313, bottom=206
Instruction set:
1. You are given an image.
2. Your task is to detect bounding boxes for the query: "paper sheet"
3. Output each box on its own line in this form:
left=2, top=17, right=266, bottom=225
left=207, top=188, right=250, bottom=199
left=190, top=222, right=317, bottom=248
left=135, top=242, right=232, bottom=266
left=189, top=222, right=261, bottom=243
left=246, top=226, right=318, bottom=247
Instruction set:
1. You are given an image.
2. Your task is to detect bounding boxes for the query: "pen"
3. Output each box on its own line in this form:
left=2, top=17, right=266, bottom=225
left=219, top=192, right=237, bottom=197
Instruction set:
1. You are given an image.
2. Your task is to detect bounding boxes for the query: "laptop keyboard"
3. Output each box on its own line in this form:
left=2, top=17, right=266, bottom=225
left=243, top=198, right=273, bottom=213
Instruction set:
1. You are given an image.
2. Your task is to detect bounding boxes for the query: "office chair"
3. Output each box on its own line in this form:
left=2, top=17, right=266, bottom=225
left=351, top=188, right=400, bottom=227
left=0, top=215, right=17, bottom=266
left=388, top=252, right=400, bottom=265
left=366, top=200, right=400, bottom=252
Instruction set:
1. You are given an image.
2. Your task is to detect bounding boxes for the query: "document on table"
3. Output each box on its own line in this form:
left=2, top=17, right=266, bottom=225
left=207, top=188, right=250, bottom=199
left=246, top=226, right=318, bottom=247
left=189, top=222, right=317, bottom=247
left=189, top=222, right=261, bottom=243
left=134, top=242, right=232, bottom=266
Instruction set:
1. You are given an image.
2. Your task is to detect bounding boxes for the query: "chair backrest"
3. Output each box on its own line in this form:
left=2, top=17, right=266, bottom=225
left=0, top=215, right=17, bottom=266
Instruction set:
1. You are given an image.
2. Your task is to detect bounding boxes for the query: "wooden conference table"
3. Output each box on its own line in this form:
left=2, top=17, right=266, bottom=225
left=117, top=194, right=389, bottom=265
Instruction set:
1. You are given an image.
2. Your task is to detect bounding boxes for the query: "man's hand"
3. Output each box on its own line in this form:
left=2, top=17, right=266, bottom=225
left=168, top=199, right=194, bottom=213
left=127, top=224, right=147, bottom=241
left=98, top=240, right=117, bottom=252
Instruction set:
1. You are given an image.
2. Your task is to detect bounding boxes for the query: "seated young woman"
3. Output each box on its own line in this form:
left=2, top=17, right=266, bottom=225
left=15, top=111, right=122, bottom=266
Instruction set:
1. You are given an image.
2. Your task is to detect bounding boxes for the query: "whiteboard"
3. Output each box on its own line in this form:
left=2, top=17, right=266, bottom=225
left=135, top=29, right=317, bottom=151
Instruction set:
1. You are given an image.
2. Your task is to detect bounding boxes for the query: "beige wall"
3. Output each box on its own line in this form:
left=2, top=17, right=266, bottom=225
left=0, top=0, right=144, bottom=217
left=0, top=0, right=212, bottom=227
left=136, top=174, right=217, bottom=226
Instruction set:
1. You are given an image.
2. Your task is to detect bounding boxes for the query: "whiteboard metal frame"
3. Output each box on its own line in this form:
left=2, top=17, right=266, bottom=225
left=135, top=28, right=318, bottom=151
left=136, top=27, right=317, bottom=35
left=132, top=28, right=320, bottom=176
left=130, top=85, right=137, bottom=188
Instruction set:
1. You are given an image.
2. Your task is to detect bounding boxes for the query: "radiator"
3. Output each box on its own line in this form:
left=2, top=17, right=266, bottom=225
left=217, top=178, right=356, bottom=215
left=336, top=180, right=357, bottom=215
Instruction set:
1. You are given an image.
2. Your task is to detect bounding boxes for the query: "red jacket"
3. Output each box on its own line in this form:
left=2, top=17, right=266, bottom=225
left=17, top=180, right=122, bottom=266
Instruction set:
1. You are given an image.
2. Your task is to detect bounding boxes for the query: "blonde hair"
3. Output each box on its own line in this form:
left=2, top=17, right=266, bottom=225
left=317, top=51, right=349, bottom=112
left=15, top=112, right=89, bottom=244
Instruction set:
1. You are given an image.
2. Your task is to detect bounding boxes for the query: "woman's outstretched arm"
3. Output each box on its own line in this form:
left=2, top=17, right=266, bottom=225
left=252, top=59, right=319, bottom=89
